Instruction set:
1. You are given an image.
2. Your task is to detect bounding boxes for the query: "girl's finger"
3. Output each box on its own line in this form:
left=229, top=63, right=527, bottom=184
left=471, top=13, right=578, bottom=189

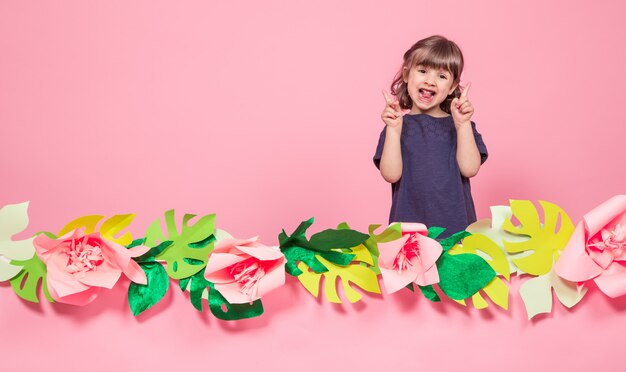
left=461, top=82, right=471, bottom=98
left=382, top=90, right=394, bottom=105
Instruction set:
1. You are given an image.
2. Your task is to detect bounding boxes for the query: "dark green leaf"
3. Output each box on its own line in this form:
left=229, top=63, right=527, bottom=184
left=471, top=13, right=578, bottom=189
left=436, top=252, right=496, bottom=300
left=179, top=277, right=191, bottom=292
left=188, top=234, right=216, bottom=248
left=125, top=238, right=146, bottom=249
left=418, top=284, right=441, bottom=302
left=439, top=230, right=472, bottom=251
left=128, top=262, right=170, bottom=316
left=427, top=226, right=446, bottom=240
left=208, top=282, right=264, bottom=321
left=309, top=229, right=369, bottom=252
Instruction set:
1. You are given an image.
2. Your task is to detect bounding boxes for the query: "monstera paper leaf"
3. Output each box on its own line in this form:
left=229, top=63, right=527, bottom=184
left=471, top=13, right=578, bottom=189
left=56, top=213, right=136, bottom=246
left=466, top=206, right=531, bottom=275
left=0, top=202, right=36, bottom=281
left=520, top=268, right=587, bottom=319
left=297, top=243, right=381, bottom=303
left=449, top=233, right=510, bottom=310
left=502, top=200, right=575, bottom=276
left=143, top=210, right=215, bottom=280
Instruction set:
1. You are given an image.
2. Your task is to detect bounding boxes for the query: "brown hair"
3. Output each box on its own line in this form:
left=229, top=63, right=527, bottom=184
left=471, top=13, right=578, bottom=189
left=390, top=35, right=464, bottom=114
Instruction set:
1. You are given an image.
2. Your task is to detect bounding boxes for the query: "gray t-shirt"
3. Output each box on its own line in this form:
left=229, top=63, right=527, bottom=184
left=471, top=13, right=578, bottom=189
left=373, top=114, right=488, bottom=237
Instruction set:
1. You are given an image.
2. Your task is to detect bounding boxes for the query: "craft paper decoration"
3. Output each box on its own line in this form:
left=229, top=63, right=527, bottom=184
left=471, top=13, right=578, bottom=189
left=378, top=223, right=443, bottom=294
left=0, top=202, right=36, bottom=281
left=519, top=268, right=586, bottom=319
left=502, top=200, right=574, bottom=276
left=204, top=236, right=286, bottom=304
left=0, top=196, right=623, bottom=321
left=33, top=229, right=149, bottom=305
left=555, top=195, right=626, bottom=297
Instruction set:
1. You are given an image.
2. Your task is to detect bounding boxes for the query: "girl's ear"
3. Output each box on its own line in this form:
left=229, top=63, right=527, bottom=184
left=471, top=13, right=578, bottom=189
left=402, top=66, right=408, bottom=83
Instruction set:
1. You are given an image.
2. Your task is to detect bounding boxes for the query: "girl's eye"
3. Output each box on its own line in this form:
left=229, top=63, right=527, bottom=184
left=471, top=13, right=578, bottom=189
left=439, top=74, right=448, bottom=79
left=417, top=69, right=426, bottom=73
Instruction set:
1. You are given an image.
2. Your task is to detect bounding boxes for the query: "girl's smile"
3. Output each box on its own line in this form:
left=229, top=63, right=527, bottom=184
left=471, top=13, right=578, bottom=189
left=404, top=65, right=457, bottom=117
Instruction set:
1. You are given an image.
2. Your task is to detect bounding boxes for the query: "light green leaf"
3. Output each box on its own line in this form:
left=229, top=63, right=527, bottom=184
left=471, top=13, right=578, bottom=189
left=9, top=255, right=53, bottom=303
left=144, top=210, right=215, bottom=279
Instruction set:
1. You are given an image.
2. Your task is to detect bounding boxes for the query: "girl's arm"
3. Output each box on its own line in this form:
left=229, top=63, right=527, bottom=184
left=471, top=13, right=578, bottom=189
left=455, top=123, right=481, bottom=177
left=451, top=83, right=482, bottom=178
left=380, top=92, right=403, bottom=183
left=380, top=125, right=403, bottom=183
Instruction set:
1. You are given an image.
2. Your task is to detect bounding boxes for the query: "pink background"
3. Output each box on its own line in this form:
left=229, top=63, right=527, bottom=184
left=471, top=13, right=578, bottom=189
left=2, top=0, right=625, bottom=370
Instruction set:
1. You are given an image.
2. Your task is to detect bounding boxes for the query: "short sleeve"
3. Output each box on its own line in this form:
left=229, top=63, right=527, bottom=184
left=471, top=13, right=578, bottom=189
left=373, top=127, right=386, bottom=169
left=471, top=121, right=488, bottom=164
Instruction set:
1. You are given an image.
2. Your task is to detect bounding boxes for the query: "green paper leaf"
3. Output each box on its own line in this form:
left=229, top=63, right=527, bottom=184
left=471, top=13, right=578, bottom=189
left=9, top=255, right=53, bottom=303
left=437, top=252, right=496, bottom=300
left=418, top=284, right=441, bottom=302
left=128, top=262, right=170, bottom=316
left=406, top=283, right=415, bottom=292
left=439, top=230, right=472, bottom=251
left=144, top=210, right=215, bottom=279
left=179, top=277, right=191, bottom=292
left=283, top=246, right=355, bottom=276
left=126, top=238, right=146, bottom=249
left=180, top=270, right=264, bottom=320
left=208, top=282, right=264, bottom=321
left=189, top=270, right=211, bottom=311
left=134, top=240, right=173, bottom=263
left=309, top=229, right=369, bottom=252
left=279, top=218, right=316, bottom=250
left=427, top=226, right=446, bottom=240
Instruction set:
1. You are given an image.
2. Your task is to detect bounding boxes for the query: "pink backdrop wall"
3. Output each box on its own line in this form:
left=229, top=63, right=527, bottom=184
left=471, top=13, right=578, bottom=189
left=2, top=1, right=625, bottom=370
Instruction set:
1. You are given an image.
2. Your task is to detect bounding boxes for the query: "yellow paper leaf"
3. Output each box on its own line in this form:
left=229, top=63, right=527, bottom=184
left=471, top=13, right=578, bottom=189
left=297, top=244, right=381, bottom=303
left=57, top=214, right=135, bottom=245
left=449, top=234, right=510, bottom=310
left=453, top=275, right=509, bottom=310
left=502, top=200, right=574, bottom=276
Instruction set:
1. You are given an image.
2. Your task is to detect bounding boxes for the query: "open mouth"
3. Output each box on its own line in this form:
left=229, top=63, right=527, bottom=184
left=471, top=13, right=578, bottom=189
left=418, top=88, right=436, bottom=103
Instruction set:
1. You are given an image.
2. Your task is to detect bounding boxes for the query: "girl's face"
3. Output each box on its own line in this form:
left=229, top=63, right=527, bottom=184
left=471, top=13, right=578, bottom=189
left=404, top=64, right=457, bottom=117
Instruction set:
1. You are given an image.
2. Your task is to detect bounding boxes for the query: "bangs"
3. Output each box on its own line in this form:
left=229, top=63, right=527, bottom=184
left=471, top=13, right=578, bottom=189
left=406, top=42, right=463, bottom=79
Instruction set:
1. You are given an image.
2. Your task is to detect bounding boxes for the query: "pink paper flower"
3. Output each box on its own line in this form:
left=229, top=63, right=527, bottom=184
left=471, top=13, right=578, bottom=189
left=555, top=195, right=626, bottom=297
left=204, top=236, right=286, bottom=304
left=378, top=223, right=443, bottom=294
left=33, top=229, right=149, bottom=306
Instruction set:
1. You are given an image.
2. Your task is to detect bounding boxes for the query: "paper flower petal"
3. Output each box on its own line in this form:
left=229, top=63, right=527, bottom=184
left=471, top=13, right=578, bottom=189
left=555, top=222, right=602, bottom=281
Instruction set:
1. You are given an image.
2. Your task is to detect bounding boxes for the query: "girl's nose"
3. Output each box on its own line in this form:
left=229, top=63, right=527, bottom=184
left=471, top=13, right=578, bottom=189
left=425, top=72, right=436, bottom=84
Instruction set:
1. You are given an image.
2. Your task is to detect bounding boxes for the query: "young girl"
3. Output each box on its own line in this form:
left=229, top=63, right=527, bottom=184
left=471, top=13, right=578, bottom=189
left=373, top=35, right=488, bottom=236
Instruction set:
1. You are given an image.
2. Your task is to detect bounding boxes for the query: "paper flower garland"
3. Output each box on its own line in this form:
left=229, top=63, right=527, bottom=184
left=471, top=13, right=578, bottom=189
left=0, top=196, right=624, bottom=320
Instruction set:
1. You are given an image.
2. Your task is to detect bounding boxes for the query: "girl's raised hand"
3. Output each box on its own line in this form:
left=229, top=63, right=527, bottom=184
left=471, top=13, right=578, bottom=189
left=451, top=83, right=474, bottom=127
left=381, top=90, right=403, bottom=128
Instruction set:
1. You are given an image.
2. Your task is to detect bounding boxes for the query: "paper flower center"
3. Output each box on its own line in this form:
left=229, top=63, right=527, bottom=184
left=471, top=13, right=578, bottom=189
left=230, top=260, right=265, bottom=299
left=590, top=224, right=626, bottom=255
left=65, top=237, right=104, bottom=274
left=393, top=233, right=421, bottom=272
